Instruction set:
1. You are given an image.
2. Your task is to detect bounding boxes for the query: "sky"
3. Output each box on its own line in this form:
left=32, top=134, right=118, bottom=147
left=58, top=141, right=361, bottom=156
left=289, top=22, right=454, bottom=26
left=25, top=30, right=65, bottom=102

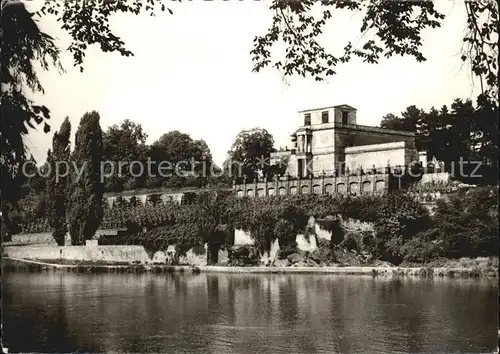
left=25, top=0, right=480, bottom=166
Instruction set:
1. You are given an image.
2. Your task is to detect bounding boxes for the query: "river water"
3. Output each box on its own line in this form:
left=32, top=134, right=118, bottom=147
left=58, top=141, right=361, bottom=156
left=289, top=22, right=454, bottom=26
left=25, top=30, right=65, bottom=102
left=2, top=272, right=498, bottom=353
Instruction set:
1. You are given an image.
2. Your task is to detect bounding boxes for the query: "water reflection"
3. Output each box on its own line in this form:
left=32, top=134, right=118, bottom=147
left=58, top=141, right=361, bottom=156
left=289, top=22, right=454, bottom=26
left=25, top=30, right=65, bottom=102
left=2, top=272, right=498, bottom=353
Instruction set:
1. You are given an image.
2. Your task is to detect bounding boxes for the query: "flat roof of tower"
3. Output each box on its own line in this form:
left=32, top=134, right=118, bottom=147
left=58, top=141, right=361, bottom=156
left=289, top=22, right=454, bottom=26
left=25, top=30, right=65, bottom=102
left=298, top=104, right=357, bottom=113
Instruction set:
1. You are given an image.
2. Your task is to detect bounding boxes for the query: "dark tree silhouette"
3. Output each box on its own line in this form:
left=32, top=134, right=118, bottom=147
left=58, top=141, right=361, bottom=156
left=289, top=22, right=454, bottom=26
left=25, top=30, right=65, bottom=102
left=148, top=130, right=213, bottom=189
left=379, top=99, right=499, bottom=182
left=67, top=111, right=104, bottom=245
left=27, top=0, right=498, bottom=105
left=46, top=118, right=71, bottom=245
left=225, top=128, right=275, bottom=181
left=1, top=0, right=62, bottom=237
left=102, top=119, right=148, bottom=191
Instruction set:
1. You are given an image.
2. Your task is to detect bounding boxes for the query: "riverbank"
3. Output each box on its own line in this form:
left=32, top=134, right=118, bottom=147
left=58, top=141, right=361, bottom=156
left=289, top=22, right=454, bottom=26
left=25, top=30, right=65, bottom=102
left=2, top=257, right=498, bottom=277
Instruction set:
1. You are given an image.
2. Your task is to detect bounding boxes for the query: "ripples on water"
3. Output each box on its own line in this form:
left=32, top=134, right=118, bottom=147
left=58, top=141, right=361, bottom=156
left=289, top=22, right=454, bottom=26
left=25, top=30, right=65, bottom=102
left=2, top=272, right=498, bottom=353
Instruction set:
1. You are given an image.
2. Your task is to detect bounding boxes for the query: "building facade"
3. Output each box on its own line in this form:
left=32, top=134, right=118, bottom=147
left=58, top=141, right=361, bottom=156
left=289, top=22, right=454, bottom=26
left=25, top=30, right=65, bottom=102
left=270, top=104, right=419, bottom=177
left=234, top=104, right=428, bottom=198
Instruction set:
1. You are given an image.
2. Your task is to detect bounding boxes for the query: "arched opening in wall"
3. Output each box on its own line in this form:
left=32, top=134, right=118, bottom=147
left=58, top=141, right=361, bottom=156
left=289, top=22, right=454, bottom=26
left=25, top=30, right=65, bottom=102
left=247, top=189, right=254, bottom=197
left=375, top=180, right=385, bottom=191
left=257, top=188, right=265, bottom=197
left=301, top=185, right=309, bottom=194
left=313, top=184, right=322, bottom=194
left=289, top=186, right=297, bottom=195
left=236, top=190, right=244, bottom=198
left=361, top=181, right=371, bottom=194
left=279, top=187, right=287, bottom=196
left=350, top=182, right=359, bottom=195
left=325, top=183, right=334, bottom=194
left=337, top=183, right=346, bottom=194
left=267, top=188, right=275, bottom=196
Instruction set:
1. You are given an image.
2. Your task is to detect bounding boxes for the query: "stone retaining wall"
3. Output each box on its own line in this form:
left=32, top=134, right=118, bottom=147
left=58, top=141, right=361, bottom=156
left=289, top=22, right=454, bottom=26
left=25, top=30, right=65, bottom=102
left=7, top=233, right=56, bottom=246
left=4, top=229, right=125, bottom=246
left=3, top=245, right=152, bottom=263
left=2, top=244, right=231, bottom=267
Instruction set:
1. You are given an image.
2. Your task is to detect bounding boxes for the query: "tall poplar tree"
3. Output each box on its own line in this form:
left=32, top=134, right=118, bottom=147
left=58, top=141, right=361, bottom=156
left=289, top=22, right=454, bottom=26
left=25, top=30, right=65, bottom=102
left=67, top=111, right=104, bottom=245
left=46, top=117, right=71, bottom=245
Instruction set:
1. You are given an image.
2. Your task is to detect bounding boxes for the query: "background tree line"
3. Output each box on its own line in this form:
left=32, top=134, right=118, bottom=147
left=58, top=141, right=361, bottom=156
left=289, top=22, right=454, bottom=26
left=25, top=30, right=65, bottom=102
left=380, top=98, right=498, bottom=184
left=6, top=111, right=107, bottom=245
left=2, top=120, right=284, bottom=242
left=101, top=120, right=219, bottom=192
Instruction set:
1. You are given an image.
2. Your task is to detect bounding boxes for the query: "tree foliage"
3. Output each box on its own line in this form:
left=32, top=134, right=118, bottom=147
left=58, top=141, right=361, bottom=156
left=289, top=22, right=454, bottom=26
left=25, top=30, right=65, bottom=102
left=380, top=98, right=499, bottom=182
left=251, top=1, right=498, bottom=106
left=14, top=183, right=498, bottom=265
left=372, top=192, right=431, bottom=264
left=101, top=124, right=218, bottom=191
left=46, top=118, right=71, bottom=245
left=0, top=0, right=62, bottom=237
left=102, top=119, right=148, bottom=191
left=432, top=186, right=498, bottom=259
left=148, top=130, right=214, bottom=189
left=226, top=127, right=275, bottom=181
left=67, top=111, right=104, bottom=245
left=35, top=0, right=176, bottom=71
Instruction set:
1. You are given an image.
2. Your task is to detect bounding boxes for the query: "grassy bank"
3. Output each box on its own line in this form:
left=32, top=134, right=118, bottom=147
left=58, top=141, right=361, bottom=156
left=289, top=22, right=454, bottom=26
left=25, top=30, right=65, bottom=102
left=400, top=257, right=499, bottom=277
left=3, top=257, right=498, bottom=277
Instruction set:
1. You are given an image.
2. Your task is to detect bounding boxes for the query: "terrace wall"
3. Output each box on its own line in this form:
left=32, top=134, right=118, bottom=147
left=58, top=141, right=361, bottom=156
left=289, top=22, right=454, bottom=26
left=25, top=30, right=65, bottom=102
left=234, top=172, right=391, bottom=198
left=4, top=229, right=126, bottom=247
left=103, top=186, right=233, bottom=208
left=3, top=244, right=219, bottom=266
left=3, top=245, right=152, bottom=263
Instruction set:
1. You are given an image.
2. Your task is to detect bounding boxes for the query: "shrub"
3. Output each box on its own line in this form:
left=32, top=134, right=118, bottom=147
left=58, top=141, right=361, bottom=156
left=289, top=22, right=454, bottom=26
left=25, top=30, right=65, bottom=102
left=431, top=186, right=498, bottom=259
left=313, top=238, right=337, bottom=264
left=274, top=219, right=296, bottom=248
left=340, top=232, right=360, bottom=252
left=276, top=243, right=299, bottom=260
left=373, top=192, right=431, bottom=264
left=401, top=234, right=441, bottom=264
left=228, top=244, right=260, bottom=266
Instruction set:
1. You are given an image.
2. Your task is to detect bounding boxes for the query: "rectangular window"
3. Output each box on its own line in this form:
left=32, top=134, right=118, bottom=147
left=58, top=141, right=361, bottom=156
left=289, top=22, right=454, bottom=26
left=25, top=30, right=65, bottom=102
left=304, top=113, right=311, bottom=126
left=321, top=111, right=329, bottom=123
left=342, top=111, right=349, bottom=124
